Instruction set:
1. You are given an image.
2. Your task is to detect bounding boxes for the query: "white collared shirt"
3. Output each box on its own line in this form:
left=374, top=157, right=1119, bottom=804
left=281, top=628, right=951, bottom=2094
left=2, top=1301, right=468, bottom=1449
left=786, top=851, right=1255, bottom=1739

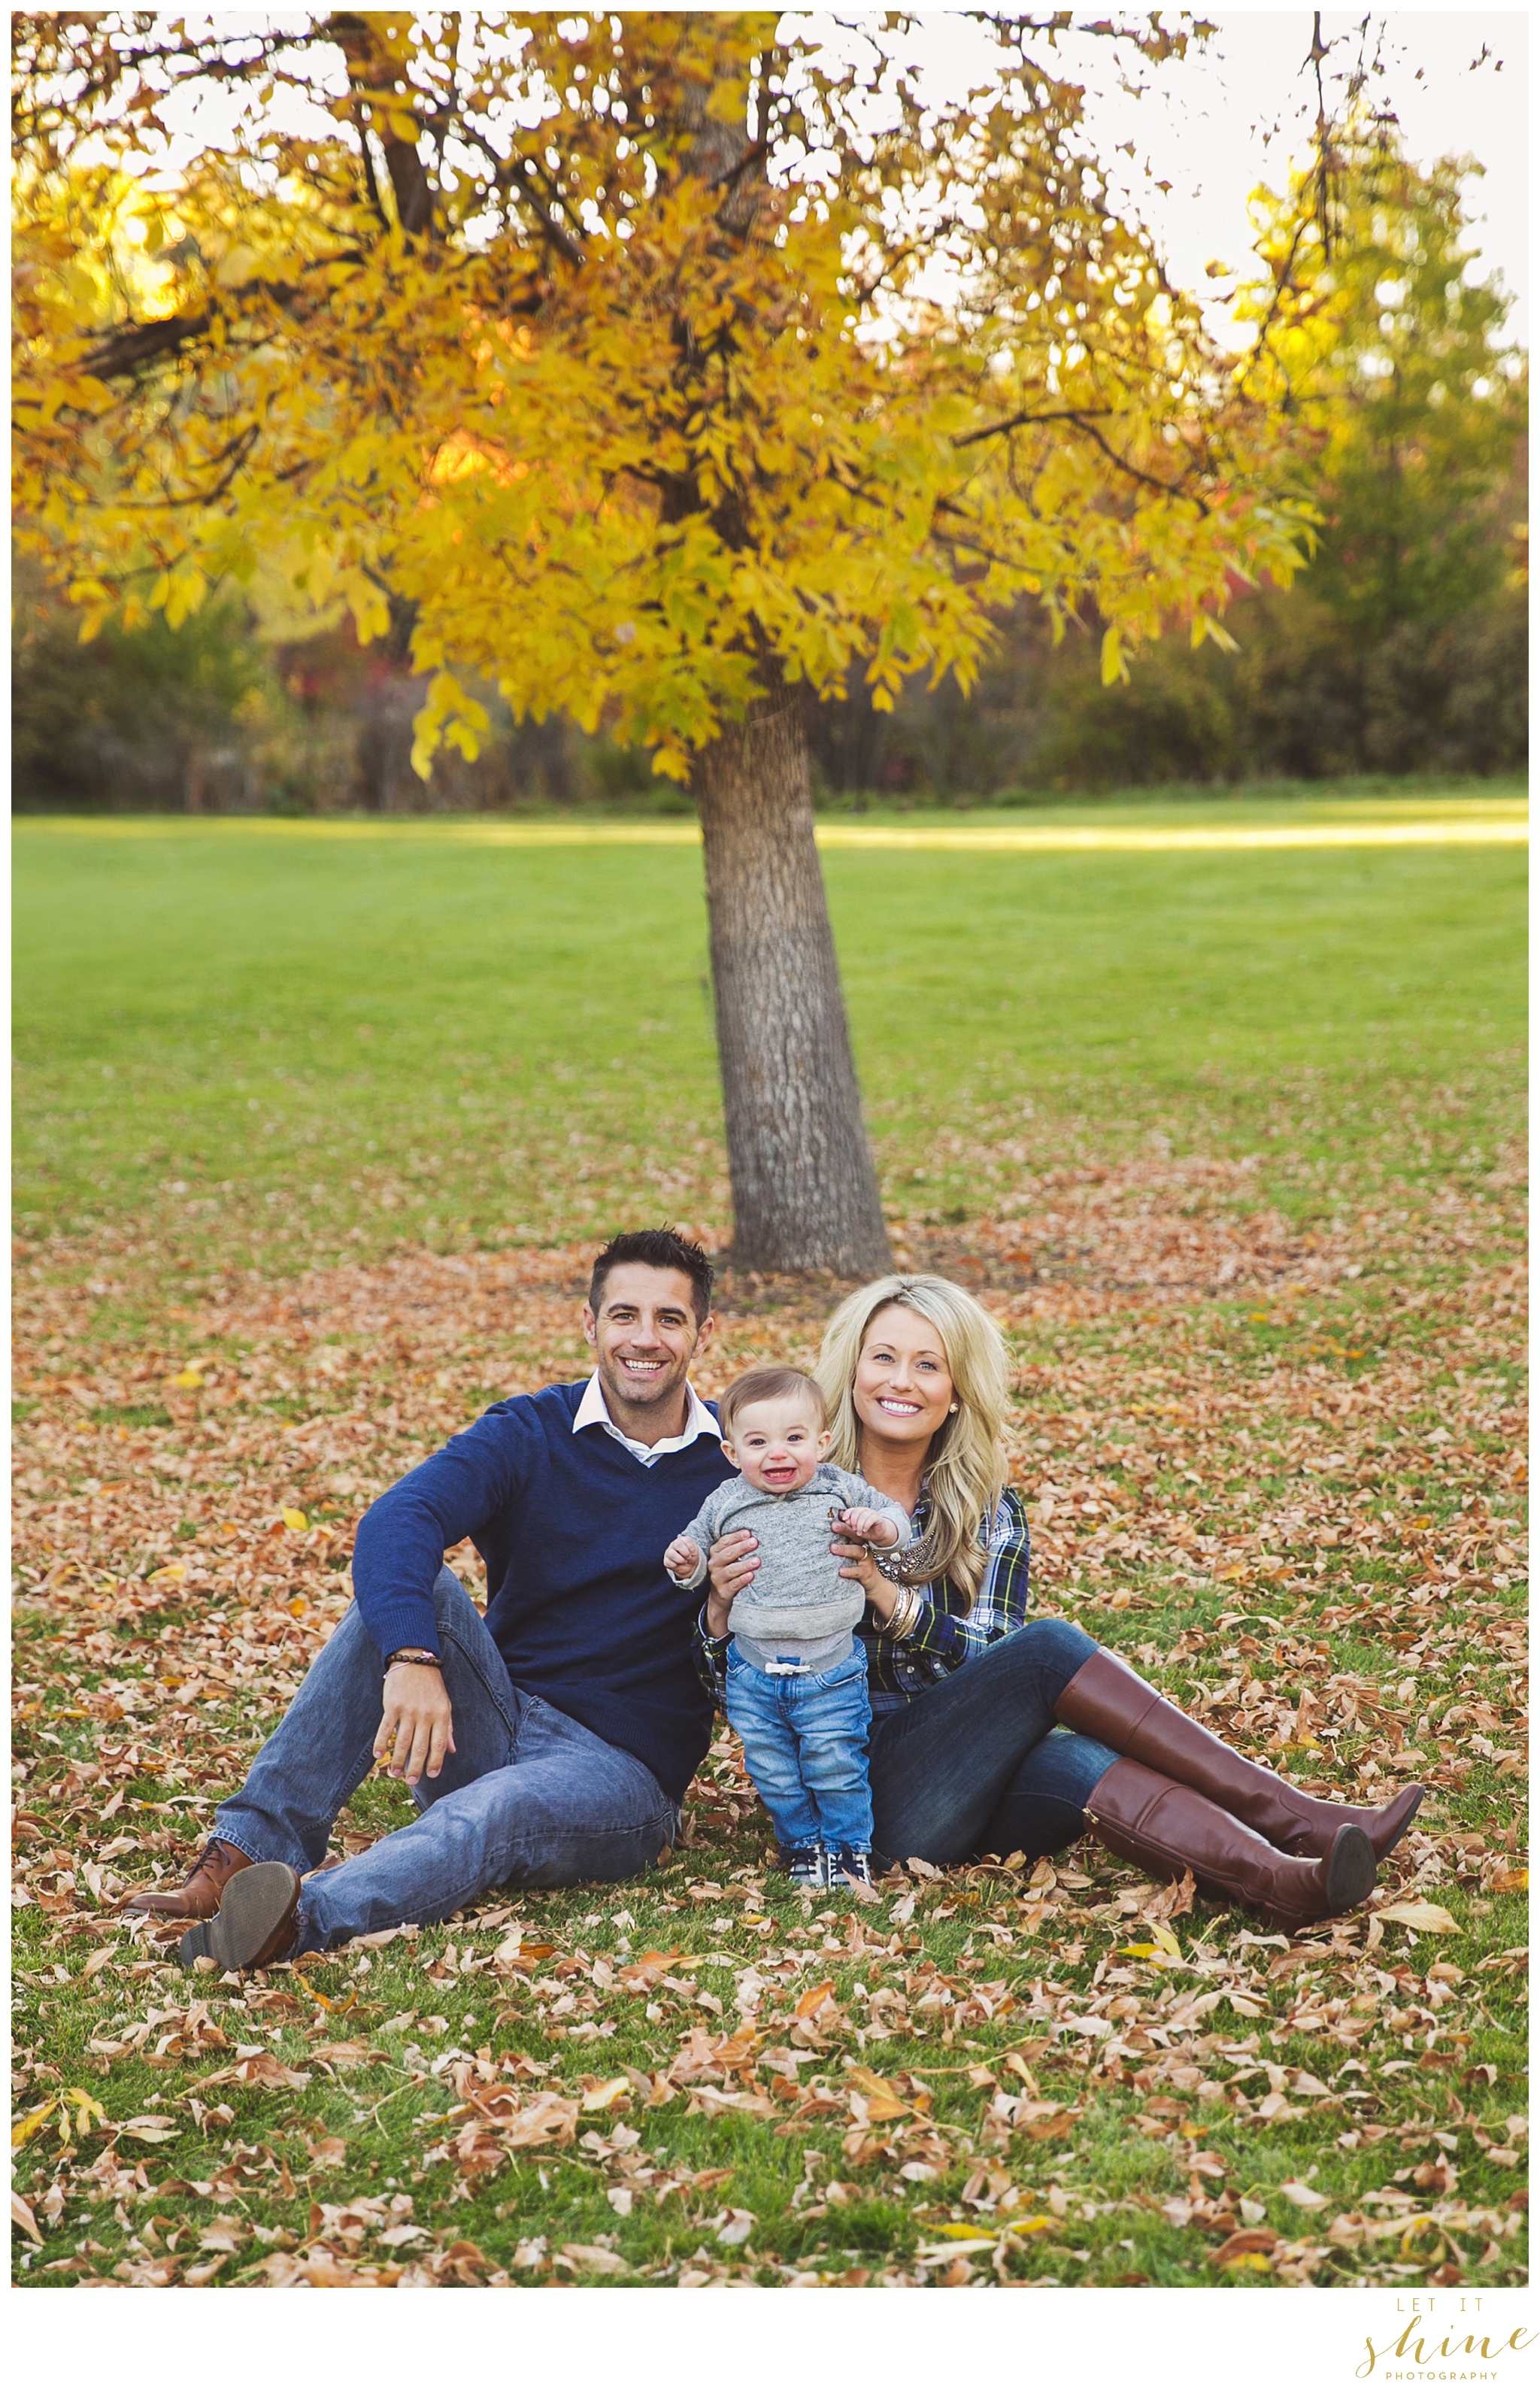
left=571, top=1372, right=722, bottom=1466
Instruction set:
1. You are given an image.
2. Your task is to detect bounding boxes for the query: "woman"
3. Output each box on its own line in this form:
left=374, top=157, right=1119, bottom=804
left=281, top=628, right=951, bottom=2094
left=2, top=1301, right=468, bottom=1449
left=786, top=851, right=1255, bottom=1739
left=699, top=1275, right=1422, bottom=1930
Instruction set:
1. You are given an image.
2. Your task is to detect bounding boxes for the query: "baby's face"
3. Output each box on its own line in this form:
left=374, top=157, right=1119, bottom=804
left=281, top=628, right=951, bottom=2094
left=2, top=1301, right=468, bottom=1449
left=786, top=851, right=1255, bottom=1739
left=723, top=1399, right=831, bottom=1494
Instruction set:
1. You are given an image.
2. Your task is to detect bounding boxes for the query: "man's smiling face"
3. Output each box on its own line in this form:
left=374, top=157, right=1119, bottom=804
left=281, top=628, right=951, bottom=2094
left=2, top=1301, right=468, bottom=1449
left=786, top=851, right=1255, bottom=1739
left=582, top=1263, right=714, bottom=1440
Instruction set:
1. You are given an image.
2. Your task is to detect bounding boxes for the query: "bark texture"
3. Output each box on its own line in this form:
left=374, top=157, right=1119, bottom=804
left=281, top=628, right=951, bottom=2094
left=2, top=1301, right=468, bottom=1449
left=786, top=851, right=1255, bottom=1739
left=693, top=689, right=891, bottom=1276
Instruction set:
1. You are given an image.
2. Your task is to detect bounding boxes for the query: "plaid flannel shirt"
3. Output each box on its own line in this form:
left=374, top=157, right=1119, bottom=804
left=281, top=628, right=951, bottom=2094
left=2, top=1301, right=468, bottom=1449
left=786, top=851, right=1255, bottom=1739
left=693, top=1483, right=1032, bottom=1715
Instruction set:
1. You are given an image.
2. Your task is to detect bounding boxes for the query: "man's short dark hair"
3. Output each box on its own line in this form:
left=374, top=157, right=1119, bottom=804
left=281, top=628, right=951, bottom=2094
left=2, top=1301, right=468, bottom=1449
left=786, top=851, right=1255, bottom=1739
left=588, top=1229, right=714, bottom=1324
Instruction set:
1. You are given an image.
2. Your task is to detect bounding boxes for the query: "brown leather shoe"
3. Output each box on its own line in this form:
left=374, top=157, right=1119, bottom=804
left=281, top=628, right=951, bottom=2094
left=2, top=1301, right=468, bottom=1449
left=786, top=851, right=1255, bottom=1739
left=179, top=1862, right=302, bottom=1973
left=122, top=1836, right=253, bottom=1921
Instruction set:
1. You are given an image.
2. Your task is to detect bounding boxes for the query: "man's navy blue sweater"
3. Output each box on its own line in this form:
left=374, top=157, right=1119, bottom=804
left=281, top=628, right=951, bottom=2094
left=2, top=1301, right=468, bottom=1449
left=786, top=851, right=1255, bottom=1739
left=351, top=1382, right=734, bottom=1803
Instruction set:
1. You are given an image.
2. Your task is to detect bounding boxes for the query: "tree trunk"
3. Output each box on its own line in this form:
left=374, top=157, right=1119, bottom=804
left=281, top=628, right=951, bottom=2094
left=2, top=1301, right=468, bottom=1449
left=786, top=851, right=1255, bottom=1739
left=692, top=686, right=892, bottom=1276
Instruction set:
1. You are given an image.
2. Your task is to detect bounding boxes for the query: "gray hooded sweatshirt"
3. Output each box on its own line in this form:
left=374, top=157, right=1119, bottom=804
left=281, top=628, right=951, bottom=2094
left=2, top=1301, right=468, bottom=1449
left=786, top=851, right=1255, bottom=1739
left=668, top=1463, right=913, bottom=1646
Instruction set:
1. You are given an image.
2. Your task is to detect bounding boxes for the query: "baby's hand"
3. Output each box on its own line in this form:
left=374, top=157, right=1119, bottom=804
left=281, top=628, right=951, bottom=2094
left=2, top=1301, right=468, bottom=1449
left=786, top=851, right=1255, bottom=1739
left=665, top=1535, right=702, bottom=1581
left=835, top=1506, right=902, bottom=1550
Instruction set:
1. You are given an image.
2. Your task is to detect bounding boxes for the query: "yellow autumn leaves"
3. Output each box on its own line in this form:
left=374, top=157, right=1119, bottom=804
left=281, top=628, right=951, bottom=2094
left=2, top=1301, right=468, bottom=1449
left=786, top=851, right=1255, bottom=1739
left=14, top=15, right=1316, bottom=782
left=12, top=2085, right=108, bottom=2148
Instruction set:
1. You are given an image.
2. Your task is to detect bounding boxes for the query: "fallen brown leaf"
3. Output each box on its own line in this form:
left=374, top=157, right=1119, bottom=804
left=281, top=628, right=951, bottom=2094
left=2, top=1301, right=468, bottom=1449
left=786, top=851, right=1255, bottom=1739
left=1209, top=2229, right=1278, bottom=2266
left=1373, top=1900, right=1462, bottom=1936
left=559, top=2243, right=629, bottom=2276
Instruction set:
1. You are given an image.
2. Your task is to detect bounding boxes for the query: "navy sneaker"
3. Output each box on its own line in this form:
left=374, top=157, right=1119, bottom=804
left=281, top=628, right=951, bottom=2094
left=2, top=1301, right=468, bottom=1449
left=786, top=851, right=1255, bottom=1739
left=779, top=1843, right=831, bottom=1891
left=832, top=1847, right=875, bottom=1889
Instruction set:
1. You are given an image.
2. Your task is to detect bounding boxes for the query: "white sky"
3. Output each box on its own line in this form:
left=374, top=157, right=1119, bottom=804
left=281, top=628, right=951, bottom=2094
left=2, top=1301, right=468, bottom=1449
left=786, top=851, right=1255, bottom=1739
left=790, top=8, right=1527, bottom=346
left=1077, top=8, right=1529, bottom=348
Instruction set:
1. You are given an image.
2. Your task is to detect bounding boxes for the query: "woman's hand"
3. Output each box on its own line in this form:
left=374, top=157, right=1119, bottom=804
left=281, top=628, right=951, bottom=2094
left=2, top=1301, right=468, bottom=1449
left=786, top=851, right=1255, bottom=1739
left=705, top=1528, right=759, bottom=1639
left=374, top=1664, right=456, bottom=1788
left=832, top=1535, right=901, bottom=1625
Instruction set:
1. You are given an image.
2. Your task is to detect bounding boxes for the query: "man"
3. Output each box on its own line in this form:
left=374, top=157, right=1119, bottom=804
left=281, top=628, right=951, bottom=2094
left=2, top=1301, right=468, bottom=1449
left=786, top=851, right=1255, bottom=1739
left=124, top=1230, right=735, bottom=1971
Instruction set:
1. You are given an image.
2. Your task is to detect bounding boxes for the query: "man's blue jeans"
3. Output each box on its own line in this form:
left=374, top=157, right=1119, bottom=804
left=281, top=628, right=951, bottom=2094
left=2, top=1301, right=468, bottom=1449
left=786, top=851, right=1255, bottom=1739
left=214, top=1570, right=678, bottom=1950
left=723, top=1642, right=873, bottom=1855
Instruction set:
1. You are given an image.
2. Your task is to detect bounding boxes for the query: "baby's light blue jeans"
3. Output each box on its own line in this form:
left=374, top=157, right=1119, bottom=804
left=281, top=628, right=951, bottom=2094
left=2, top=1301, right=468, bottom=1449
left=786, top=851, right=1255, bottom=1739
left=723, top=1640, right=873, bottom=1855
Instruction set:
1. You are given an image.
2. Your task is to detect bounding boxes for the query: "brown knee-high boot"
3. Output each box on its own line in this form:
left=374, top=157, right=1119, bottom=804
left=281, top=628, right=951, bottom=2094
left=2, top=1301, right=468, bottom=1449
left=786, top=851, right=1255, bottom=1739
left=1086, top=1758, right=1376, bottom=1934
left=1058, top=1650, right=1423, bottom=1863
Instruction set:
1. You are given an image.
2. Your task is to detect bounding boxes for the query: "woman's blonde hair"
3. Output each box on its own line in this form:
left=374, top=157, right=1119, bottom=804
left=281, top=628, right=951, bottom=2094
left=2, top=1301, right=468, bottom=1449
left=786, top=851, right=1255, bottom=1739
left=816, top=1275, right=1010, bottom=1605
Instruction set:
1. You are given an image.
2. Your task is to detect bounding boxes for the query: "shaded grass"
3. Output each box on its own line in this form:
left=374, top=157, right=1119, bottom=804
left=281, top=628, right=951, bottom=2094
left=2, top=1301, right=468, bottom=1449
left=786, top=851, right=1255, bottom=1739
left=13, top=1252, right=1529, bottom=2288
left=12, top=1509, right=1530, bottom=2291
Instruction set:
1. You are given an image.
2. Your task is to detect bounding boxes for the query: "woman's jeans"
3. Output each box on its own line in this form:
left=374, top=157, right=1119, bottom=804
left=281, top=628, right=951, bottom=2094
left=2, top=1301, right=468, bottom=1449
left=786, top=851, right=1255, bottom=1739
left=723, top=1642, right=873, bottom=1855
left=214, top=1570, right=678, bottom=1950
left=867, top=1617, right=1118, bottom=1867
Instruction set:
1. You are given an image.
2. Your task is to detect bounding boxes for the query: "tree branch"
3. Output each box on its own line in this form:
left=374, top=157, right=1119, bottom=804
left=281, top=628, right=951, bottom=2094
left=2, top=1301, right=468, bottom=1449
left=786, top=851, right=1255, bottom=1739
left=77, top=252, right=374, bottom=381
left=83, top=311, right=214, bottom=378
left=1070, top=414, right=1208, bottom=508
left=495, top=156, right=587, bottom=269
left=953, top=405, right=1116, bottom=449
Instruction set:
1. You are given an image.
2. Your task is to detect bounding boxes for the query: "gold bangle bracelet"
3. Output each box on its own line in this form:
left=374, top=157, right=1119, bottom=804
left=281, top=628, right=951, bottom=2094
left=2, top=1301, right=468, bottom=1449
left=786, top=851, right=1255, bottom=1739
left=884, top=1585, right=921, bottom=1642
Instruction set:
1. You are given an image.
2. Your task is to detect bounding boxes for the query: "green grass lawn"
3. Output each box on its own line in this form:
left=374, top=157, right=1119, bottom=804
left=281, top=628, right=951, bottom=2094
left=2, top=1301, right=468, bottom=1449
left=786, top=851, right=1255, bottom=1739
left=11, top=787, right=1528, bottom=2292
left=13, top=787, right=1526, bottom=1275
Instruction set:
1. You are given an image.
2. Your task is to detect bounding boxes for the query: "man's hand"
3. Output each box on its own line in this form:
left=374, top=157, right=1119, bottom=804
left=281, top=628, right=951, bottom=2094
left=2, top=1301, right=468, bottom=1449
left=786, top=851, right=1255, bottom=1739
left=664, top=1533, right=702, bottom=1582
left=835, top=1506, right=901, bottom=1549
left=704, top=1527, right=759, bottom=1639
left=374, top=1664, right=456, bottom=1788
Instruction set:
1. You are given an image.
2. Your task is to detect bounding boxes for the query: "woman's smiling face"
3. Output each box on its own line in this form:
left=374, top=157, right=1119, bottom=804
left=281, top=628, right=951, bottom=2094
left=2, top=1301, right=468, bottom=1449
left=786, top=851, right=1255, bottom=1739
left=852, top=1303, right=955, bottom=1449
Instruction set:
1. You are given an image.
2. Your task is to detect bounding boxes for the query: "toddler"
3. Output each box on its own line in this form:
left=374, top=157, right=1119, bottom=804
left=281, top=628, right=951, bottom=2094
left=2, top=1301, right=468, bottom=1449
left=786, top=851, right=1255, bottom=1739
left=665, top=1365, right=911, bottom=1890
